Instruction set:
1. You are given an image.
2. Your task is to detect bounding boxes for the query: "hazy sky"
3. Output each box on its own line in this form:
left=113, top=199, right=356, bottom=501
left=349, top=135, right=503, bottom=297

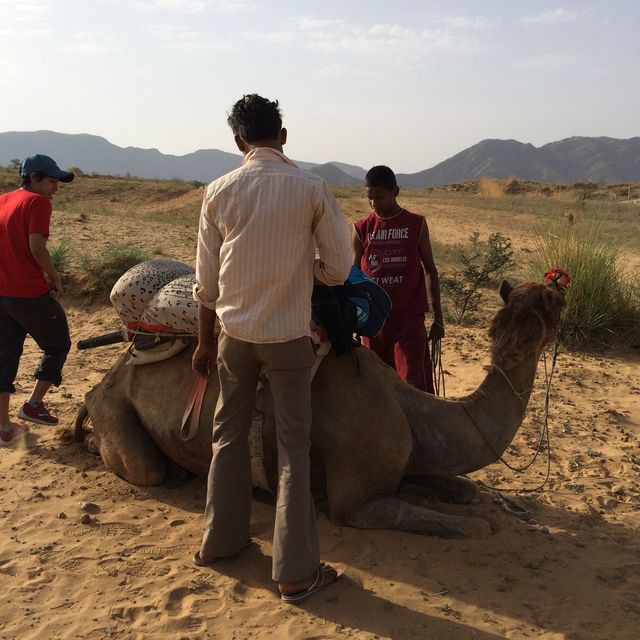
left=1, top=0, right=638, bottom=173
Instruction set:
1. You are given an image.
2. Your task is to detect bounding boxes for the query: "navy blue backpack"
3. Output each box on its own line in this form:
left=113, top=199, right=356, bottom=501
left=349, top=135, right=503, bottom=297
left=312, top=266, right=392, bottom=355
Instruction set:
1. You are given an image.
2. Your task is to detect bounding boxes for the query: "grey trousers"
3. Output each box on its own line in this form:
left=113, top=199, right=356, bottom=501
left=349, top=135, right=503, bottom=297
left=200, top=331, right=320, bottom=583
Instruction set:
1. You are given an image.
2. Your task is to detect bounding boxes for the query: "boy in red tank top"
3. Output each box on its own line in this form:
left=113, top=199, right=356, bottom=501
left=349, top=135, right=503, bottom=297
left=352, top=166, right=444, bottom=392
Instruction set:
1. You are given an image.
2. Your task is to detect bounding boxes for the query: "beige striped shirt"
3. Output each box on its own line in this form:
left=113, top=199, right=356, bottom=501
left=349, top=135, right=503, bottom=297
left=194, top=147, right=351, bottom=343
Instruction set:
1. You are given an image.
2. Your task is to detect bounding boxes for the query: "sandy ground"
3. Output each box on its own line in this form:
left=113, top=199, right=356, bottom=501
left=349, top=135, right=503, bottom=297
left=1, top=209, right=639, bottom=640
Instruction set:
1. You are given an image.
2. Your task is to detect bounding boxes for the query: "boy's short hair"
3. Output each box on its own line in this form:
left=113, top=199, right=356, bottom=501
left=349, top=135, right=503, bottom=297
left=227, top=94, right=282, bottom=142
left=365, top=165, right=398, bottom=190
left=20, top=171, right=46, bottom=188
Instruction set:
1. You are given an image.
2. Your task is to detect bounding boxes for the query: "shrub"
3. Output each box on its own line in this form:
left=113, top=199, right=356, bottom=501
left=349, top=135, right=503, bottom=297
left=504, top=178, right=524, bottom=195
left=79, top=245, right=150, bottom=296
left=527, top=223, right=640, bottom=347
left=49, top=239, right=71, bottom=275
left=572, top=183, right=598, bottom=211
left=441, top=232, right=515, bottom=324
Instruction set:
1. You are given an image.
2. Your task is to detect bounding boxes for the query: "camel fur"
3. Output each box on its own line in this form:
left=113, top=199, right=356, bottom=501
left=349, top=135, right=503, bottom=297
left=76, top=280, right=565, bottom=538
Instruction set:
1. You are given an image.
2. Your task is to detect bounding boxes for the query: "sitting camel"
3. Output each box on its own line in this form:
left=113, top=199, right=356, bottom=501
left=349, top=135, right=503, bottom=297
left=76, top=280, right=565, bottom=538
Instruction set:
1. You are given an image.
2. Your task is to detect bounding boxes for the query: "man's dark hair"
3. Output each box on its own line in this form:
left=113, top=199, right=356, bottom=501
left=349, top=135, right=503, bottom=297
left=227, top=94, right=282, bottom=142
left=20, top=171, right=46, bottom=188
left=365, top=165, right=398, bottom=190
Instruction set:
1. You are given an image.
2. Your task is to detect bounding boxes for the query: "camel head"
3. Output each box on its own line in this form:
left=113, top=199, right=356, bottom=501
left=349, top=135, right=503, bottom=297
left=489, top=280, right=566, bottom=369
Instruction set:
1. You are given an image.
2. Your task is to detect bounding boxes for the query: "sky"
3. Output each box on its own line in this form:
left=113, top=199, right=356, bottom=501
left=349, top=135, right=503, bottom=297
left=0, top=0, right=638, bottom=173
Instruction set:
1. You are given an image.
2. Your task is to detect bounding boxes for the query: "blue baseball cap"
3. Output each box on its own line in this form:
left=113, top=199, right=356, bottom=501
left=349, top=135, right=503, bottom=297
left=20, top=154, right=75, bottom=183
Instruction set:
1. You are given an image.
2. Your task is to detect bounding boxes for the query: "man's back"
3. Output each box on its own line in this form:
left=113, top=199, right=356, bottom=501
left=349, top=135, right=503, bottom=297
left=195, top=147, right=350, bottom=343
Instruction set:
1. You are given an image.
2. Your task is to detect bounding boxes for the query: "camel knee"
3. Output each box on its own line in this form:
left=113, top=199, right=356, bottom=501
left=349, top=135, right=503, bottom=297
left=402, top=475, right=480, bottom=505
left=101, top=444, right=166, bottom=486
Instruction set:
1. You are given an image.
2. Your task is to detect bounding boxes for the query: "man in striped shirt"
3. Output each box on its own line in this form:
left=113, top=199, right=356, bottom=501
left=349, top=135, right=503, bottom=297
left=192, top=94, right=351, bottom=603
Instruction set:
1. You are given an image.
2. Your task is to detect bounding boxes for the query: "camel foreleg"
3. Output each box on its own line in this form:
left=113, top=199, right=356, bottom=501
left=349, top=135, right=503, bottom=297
left=84, top=395, right=167, bottom=486
left=401, top=474, right=480, bottom=505
left=344, top=494, right=491, bottom=538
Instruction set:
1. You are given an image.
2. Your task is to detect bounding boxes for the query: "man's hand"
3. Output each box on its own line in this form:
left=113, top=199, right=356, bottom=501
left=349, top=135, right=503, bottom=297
left=192, top=341, right=218, bottom=380
left=429, top=318, right=445, bottom=342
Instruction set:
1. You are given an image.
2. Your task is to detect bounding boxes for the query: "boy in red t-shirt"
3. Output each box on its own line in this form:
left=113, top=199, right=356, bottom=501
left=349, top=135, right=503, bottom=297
left=0, top=155, right=74, bottom=446
left=352, top=165, right=444, bottom=392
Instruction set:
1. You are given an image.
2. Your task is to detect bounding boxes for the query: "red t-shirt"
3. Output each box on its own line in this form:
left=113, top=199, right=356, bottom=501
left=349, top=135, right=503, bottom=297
left=0, top=189, right=52, bottom=297
left=354, top=209, right=428, bottom=319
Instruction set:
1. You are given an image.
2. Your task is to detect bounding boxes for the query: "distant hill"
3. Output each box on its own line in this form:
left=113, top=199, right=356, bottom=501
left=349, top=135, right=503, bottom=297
left=310, top=163, right=362, bottom=185
left=396, top=136, right=640, bottom=188
left=329, top=162, right=367, bottom=181
left=0, top=130, right=360, bottom=185
left=2, top=131, right=638, bottom=187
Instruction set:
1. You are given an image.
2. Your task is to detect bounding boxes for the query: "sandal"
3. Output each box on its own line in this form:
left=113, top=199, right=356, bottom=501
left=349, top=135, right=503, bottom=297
left=280, top=563, right=339, bottom=605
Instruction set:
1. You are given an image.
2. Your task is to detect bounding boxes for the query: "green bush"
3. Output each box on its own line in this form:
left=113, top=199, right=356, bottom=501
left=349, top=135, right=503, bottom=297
left=441, top=232, right=515, bottom=324
left=79, top=245, right=150, bottom=296
left=49, top=239, right=71, bottom=275
left=527, top=224, right=640, bottom=347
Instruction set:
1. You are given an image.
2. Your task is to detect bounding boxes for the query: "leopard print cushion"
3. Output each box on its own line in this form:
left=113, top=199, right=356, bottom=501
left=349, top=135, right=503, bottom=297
left=110, top=259, right=194, bottom=326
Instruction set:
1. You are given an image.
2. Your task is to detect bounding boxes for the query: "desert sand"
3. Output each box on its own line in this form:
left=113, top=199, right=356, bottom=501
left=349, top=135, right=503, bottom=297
left=1, top=205, right=639, bottom=640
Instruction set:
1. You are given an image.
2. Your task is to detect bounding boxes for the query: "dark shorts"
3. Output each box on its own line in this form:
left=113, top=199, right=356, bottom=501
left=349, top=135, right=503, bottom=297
left=0, top=293, right=71, bottom=393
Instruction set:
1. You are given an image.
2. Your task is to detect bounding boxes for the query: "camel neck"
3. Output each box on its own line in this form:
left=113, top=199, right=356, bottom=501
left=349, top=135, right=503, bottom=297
left=399, top=354, right=540, bottom=477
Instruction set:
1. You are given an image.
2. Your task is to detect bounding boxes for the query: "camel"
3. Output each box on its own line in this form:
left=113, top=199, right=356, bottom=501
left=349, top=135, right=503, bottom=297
left=76, top=279, right=565, bottom=538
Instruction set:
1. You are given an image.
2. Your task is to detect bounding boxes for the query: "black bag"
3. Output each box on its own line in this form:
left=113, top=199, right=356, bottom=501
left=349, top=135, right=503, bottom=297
left=311, top=267, right=392, bottom=356
left=311, top=284, right=358, bottom=355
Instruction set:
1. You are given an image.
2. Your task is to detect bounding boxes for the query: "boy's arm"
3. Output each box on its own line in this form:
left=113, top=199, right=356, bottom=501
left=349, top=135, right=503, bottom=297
left=29, top=233, right=63, bottom=296
left=351, top=226, right=364, bottom=267
left=418, top=220, right=445, bottom=341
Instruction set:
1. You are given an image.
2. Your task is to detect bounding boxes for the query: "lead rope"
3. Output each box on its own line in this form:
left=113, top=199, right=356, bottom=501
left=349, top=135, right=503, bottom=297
left=431, top=337, right=446, bottom=397
left=473, top=327, right=561, bottom=496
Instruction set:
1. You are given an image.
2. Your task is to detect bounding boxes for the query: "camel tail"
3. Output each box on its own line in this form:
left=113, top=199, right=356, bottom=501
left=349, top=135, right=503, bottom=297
left=75, top=404, right=89, bottom=442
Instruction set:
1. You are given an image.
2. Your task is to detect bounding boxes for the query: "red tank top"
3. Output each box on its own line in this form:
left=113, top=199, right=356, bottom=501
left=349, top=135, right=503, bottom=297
left=354, top=209, right=428, bottom=318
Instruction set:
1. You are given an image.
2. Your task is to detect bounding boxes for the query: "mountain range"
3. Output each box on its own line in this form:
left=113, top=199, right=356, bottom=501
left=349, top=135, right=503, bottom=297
left=1, top=131, right=638, bottom=187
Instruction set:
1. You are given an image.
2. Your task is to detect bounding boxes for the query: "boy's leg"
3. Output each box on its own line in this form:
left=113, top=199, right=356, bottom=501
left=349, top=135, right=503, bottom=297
left=4, top=294, right=70, bottom=425
left=28, top=380, right=53, bottom=405
left=0, top=297, right=28, bottom=423
left=0, top=393, right=9, bottom=427
left=3, top=294, right=71, bottom=390
left=362, top=322, right=396, bottom=370
left=200, top=332, right=261, bottom=559
left=394, top=314, right=434, bottom=393
left=259, top=337, right=320, bottom=584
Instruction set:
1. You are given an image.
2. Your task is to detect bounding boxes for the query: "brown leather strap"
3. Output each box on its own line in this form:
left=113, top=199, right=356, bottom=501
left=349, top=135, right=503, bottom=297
left=180, top=376, right=208, bottom=441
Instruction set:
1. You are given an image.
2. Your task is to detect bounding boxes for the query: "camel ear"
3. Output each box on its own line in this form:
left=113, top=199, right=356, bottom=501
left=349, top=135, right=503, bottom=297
left=499, top=280, right=512, bottom=303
